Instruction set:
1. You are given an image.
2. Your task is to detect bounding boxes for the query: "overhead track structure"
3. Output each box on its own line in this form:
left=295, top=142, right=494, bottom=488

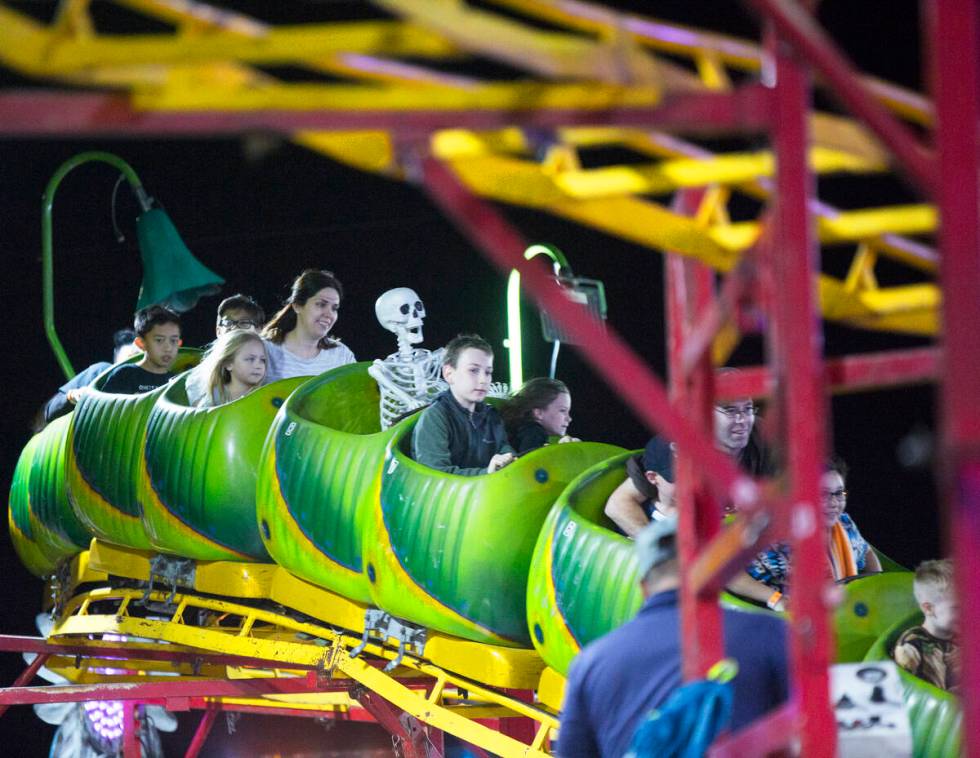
left=0, top=0, right=940, bottom=338
left=0, top=0, right=975, bottom=756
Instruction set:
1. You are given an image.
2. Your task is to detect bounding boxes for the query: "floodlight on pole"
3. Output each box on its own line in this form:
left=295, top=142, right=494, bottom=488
left=42, top=151, right=224, bottom=379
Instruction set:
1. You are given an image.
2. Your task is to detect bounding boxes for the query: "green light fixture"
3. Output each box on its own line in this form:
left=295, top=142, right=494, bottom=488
left=505, top=243, right=570, bottom=391
left=43, top=151, right=224, bottom=378
left=134, top=207, right=224, bottom=312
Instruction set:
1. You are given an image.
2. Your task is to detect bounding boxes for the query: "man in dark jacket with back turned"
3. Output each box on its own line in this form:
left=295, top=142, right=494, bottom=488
left=558, top=516, right=790, bottom=757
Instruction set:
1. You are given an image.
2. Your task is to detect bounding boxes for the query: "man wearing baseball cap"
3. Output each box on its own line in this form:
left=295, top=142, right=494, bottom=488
left=557, top=517, right=789, bottom=757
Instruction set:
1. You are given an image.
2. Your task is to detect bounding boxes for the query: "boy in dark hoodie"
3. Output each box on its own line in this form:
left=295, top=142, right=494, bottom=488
left=412, top=334, right=515, bottom=476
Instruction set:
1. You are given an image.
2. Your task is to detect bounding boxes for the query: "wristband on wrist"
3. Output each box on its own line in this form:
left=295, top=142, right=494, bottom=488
left=766, top=590, right=783, bottom=610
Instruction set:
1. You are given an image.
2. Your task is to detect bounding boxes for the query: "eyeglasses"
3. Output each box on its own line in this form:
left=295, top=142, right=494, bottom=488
left=714, top=404, right=756, bottom=419
left=219, top=318, right=258, bottom=330
left=821, top=488, right=847, bottom=501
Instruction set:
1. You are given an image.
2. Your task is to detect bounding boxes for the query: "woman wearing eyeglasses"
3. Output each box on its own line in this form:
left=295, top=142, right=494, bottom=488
left=745, top=455, right=882, bottom=610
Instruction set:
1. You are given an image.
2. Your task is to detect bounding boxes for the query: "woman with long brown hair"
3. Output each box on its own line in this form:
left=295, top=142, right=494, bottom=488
left=262, top=269, right=355, bottom=381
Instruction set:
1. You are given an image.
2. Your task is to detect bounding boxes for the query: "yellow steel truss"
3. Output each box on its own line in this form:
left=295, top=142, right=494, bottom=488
left=0, top=0, right=938, bottom=338
left=50, top=579, right=556, bottom=756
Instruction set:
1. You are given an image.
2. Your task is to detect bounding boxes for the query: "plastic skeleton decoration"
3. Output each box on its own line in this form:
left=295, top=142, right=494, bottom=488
left=369, top=288, right=447, bottom=429
left=368, top=287, right=509, bottom=429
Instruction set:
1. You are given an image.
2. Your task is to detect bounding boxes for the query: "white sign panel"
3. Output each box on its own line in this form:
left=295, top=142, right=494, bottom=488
left=831, top=661, right=913, bottom=758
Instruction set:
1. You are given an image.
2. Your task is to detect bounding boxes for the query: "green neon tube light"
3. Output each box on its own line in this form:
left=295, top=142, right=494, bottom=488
left=506, top=244, right=570, bottom=391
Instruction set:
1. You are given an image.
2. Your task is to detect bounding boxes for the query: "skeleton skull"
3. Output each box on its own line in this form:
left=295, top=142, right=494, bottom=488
left=375, top=287, right=426, bottom=344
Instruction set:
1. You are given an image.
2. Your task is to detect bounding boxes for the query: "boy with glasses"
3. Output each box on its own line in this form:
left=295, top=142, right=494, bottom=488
left=216, top=293, right=265, bottom=337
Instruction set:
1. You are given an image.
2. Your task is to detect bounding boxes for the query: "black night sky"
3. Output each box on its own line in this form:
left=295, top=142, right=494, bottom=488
left=0, top=1, right=939, bottom=754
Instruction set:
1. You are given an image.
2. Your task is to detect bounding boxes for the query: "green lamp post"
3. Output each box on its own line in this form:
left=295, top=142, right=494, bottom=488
left=43, top=151, right=224, bottom=379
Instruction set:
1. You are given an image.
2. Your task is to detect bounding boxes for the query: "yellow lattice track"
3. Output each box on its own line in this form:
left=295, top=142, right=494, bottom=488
left=0, top=0, right=937, bottom=340
left=44, top=541, right=558, bottom=756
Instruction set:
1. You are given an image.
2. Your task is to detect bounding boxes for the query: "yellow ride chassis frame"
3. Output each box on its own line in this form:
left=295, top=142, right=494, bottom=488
left=43, top=541, right=562, bottom=756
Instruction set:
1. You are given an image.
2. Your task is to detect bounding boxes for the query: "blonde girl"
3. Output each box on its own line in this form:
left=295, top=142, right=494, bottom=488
left=194, top=330, right=269, bottom=407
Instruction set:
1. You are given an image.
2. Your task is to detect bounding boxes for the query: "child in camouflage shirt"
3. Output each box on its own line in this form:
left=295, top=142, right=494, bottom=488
left=893, top=559, right=960, bottom=694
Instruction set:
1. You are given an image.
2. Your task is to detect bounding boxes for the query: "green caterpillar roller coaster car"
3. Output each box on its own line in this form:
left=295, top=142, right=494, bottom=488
left=8, top=358, right=956, bottom=754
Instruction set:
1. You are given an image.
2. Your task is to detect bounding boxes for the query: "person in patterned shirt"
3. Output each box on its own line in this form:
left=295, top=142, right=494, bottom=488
left=893, top=559, right=960, bottom=694
left=744, top=456, right=882, bottom=607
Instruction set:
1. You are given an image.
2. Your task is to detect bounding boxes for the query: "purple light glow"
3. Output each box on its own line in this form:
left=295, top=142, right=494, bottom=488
left=83, top=699, right=125, bottom=744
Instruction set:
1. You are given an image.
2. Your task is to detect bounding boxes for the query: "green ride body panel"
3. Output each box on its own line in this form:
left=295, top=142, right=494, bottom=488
left=256, top=363, right=387, bottom=603
left=29, top=414, right=90, bottom=551
left=141, top=375, right=306, bottom=561
left=864, top=613, right=962, bottom=757
left=528, top=451, right=888, bottom=676
left=66, top=349, right=201, bottom=550
left=9, top=434, right=39, bottom=542
left=527, top=452, right=642, bottom=673
left=8, top=434, right=62, bottom=576
left=834, top=571, right=917, bottom=662
left=366, top=415, right=623, bottom=647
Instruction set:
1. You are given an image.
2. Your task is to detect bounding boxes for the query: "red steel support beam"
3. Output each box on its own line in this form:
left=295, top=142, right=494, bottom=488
left=715, top=346, right=940, bottom=399
left=929, top=0, right=980, bottom=752
left=687, top=496, right=786, bottom=599
left=184, top=709, right=218, bottom=758
left=679, top=239, right=762, bottom=379
left=0, top=653, right=48, bottom=719
left=0, top=672, right=360, bottom=706
left=498, top=688, right=536, bottom=744
left=747, top=0, right=937, bottom=195
left=0, top=635, right=320, bottom=671
left=123, top=700, right=141, bottom=758
left=354, top=688, right=427, bottom=758
left=421, top=155, right=759, bottom=516
left=708, top=701, right=799, bottom=757
left=666, top=189, right=726, bottom=681
left=768, top=27, right=835, bottom=755
left=0, top=86, right=770, bottom=138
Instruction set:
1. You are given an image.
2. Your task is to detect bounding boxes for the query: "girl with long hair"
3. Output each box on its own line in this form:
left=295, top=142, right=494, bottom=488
left=262, top=269, right=356, bottom=381
left=194, top=330, right=269, bottom=407
left=500, top=377, right=578, bottom=454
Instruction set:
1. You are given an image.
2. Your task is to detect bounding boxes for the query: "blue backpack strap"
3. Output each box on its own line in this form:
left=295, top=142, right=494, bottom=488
left=624, top=660, right=737, bottom=758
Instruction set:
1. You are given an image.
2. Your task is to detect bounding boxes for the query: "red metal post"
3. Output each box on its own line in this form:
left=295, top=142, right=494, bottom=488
left=768, top=24, right=835, bottom=755
left=498, top=688, right=536, bottom=743
left=747, top=0, right=936, bottom=195
left=928, top=0, right=980, bottom=752
left=354, top=689, right=426, bottom=758
left=0, top=653, right=49, bottom=719
left=184, top=708, right=218, bottom=758
left=122, top=700, right=141, bottom=758
left=666, top=189, right=726, bottom=681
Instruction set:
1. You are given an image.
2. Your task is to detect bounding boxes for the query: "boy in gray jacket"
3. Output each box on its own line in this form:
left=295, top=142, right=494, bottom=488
left=411, top=334, right=515, bottom=476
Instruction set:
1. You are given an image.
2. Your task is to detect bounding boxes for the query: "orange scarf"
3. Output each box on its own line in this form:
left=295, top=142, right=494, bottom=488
left=828, top=520, right=858, bottom=581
